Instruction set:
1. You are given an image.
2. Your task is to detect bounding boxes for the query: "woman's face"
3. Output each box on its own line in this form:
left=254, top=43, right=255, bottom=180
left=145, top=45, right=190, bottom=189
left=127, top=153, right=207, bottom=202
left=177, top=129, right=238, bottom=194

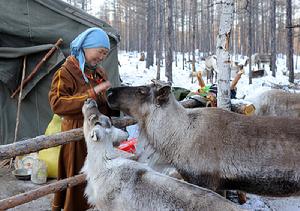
left=84, top=48, right=109, bottom=67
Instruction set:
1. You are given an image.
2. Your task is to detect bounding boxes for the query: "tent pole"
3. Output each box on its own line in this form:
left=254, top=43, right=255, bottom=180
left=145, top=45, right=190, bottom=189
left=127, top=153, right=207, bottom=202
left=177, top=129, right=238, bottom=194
left=9, top=56, right=27, bottom=168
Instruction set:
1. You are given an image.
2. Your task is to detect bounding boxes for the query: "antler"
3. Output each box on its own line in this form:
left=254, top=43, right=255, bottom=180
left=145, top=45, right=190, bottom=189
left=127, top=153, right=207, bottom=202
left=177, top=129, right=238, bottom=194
left=151, top=79, right=171, bottom=87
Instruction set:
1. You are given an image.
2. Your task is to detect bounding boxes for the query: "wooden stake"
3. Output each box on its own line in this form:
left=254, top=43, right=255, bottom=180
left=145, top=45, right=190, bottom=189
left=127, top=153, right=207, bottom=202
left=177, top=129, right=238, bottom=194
left=196, top=71, right=206, bottom=88
left=230, top=69, right=244, bottom=90
left=10, top=56, right=27, bottom=168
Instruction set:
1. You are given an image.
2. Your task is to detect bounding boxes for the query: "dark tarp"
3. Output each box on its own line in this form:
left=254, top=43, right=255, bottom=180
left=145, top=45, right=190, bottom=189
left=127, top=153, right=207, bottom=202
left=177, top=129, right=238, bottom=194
left=0, top=0, right=121, bottom=145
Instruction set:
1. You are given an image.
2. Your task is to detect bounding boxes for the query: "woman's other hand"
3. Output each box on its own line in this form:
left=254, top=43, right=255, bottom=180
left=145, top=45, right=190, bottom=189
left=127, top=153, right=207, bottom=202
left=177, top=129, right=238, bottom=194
left=94, top=81, right=111, bottom=94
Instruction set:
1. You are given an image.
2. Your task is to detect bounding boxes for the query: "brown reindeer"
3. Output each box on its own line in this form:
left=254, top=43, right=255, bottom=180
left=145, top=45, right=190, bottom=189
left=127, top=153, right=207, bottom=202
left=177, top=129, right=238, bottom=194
left=107, top=80, right=300, bottom=197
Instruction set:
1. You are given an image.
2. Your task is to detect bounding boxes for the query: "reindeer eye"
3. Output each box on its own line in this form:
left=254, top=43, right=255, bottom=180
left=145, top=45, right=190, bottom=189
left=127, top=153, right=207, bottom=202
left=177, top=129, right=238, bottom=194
left=137, top=88, right=147, bottom=95
left=88, top=114, right=97, bottom=122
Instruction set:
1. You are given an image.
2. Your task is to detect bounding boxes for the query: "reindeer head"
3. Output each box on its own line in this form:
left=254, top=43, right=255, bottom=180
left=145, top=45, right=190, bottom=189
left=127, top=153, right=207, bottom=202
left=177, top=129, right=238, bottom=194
left=82, top=98, right=128, bottom=146
left=107, top=80, right=172, bottom=119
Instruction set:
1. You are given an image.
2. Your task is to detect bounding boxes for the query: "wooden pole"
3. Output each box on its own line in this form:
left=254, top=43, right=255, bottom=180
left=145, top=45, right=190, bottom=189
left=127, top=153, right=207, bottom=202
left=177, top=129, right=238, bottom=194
left=11, top=38, right=63, bottom=98
left=230, top=69, right=244, bottom=90
left=0, top=128, right=83, bottom=160
left=111, top=116, right=137, bottom=128
left=13, top=56, right=27, bottom=143
left=0, top=174, right=86, bottom=210
left=10, top=56, right=27, bottom=168
left=0, top=117, right=137, bottom=160
left=196, top=71, right=206, bottom=88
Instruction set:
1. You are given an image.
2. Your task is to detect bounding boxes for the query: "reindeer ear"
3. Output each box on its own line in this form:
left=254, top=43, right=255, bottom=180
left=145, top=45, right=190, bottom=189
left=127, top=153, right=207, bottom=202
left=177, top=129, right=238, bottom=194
left=90, top=126, right=102, bottom=142
left=156, top=85, right=171, bottom=106
left=99, top=115, right=112, bottom=128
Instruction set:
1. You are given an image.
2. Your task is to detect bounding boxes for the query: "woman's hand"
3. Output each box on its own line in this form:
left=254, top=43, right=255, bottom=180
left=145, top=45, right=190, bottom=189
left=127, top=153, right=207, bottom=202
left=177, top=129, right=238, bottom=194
left=94, top=81, right=111, bottom=94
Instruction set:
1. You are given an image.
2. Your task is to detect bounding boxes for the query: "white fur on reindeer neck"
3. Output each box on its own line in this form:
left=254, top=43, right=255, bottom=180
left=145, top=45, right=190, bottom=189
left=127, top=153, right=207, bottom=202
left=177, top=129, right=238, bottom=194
left=81, top=98, right=129, bottom=175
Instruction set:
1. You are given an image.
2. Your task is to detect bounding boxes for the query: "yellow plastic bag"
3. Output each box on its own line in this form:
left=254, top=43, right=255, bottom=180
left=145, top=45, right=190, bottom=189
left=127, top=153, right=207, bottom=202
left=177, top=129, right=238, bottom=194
left=38, top=114, right=61, bottom=178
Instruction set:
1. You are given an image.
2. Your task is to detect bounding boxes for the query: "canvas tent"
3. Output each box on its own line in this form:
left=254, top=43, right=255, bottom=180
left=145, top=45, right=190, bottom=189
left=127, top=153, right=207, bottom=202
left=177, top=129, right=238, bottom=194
left=0, top=0, right=121, bottom=145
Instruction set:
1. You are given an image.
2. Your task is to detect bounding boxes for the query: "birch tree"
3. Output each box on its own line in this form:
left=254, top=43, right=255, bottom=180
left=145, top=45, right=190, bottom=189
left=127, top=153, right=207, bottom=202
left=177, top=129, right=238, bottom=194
left=216, top=0, right=234, bottom=110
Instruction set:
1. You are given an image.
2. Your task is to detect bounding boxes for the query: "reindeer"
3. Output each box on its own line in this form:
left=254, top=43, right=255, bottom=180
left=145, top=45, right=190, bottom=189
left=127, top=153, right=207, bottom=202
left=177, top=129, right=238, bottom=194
left=245, top=89, right=300, bottom=118
left=204, top=55, right=218, bottom=83
left=81, top=98, right=242, bottom=211
left=107, top=80, right=300, bottom=197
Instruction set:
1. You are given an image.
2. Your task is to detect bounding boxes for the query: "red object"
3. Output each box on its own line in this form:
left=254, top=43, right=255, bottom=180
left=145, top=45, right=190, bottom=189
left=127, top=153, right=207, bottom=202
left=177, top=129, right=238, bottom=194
left=118, top=138, right=137, bottom=154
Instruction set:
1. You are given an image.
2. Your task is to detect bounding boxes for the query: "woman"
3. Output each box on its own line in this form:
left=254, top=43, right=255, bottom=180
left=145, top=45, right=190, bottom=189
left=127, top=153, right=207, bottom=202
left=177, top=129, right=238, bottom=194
left=49, top=27, right=118, bottom=211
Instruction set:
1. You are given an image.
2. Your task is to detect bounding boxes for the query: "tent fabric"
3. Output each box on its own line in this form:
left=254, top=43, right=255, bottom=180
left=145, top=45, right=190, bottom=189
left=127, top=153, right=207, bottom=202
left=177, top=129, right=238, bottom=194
left=0, top=44, right=54, bottom=58
left=0, top=0, right=121, bottom=145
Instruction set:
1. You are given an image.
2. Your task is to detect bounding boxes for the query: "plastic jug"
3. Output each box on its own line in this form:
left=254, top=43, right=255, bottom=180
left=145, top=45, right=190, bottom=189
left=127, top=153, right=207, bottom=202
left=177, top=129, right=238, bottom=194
left=31, top=159, right=48, bottom=184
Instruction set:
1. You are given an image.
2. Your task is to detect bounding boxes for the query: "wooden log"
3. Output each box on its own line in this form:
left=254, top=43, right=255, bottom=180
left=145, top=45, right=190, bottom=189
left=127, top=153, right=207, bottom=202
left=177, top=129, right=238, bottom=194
left=111, top=116, right=137, bottom=128
left=180, top=98, right=255, bottom=115
left=0, top=128, right=83, bottom=160
left=252, top=69, right=265, bottom=78
left=180, top=97, right=207, bottom=108
left=231, top=102, right=255, bottom=116
left=0, top=117, right=137, bottom=160
left=0, top=174, right=86, bottom=210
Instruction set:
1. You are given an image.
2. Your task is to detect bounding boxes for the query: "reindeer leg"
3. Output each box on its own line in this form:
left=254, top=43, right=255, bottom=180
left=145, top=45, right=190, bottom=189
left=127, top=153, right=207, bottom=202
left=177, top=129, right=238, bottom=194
left=206, top=68, right=209, bottom=84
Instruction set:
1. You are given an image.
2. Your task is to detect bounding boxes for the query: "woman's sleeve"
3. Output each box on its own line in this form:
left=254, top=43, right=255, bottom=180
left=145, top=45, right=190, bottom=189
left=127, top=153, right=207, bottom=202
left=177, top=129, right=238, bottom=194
left=48, top=68, right=96, bottom=116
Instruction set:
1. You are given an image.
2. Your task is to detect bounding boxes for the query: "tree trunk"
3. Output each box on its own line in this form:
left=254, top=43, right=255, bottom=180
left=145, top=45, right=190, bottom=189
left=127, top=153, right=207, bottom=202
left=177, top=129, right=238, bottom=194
left=261, top=1, right=265, bottom=53
left=181, top=0, right=185, bottom=70
left=146, top=0, right=154, bottom=68
left=270, top=0, right=277, bottom=77
left=200, top=0, right=204, bottom=53
left=165, top=0, right=173, bottom=82
left=156, top=0, right=164, bottom=80
left=207, top=0, right=211, bottom=54
left=248, top=0, right=253, bottom=84
left=216, top=0, right=234, bottom=111
left=191, top=0, right=197, bottom=83
left=174, top=0, right=178, bottom=68
left=286, top=0, right=294, bottom=83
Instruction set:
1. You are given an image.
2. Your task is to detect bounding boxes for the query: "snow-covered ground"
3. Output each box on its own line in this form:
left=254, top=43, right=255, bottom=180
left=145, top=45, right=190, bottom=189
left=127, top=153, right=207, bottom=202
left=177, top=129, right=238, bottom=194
left=118, top=51, right=300, bottom=95
left=118, top=50, right=300, bottom=211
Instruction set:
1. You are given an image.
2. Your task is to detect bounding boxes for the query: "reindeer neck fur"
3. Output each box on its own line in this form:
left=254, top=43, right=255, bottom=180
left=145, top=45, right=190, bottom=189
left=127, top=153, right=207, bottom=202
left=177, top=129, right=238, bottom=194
left=139, top=94, right=191, bottom=164
left=84, top=131, right=118, bottom=180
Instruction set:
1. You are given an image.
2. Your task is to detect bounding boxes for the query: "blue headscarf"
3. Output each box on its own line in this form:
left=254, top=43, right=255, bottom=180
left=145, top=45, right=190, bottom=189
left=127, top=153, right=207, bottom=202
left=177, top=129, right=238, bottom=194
left=70, top=27, right=110, bottom=83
